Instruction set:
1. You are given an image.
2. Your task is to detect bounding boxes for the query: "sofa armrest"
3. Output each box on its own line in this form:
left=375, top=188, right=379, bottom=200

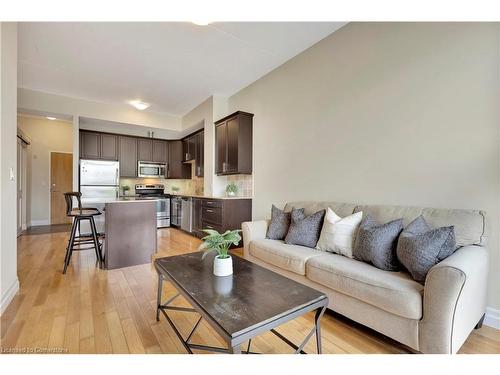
left=241, top=220, right=269, bottom=258
left=419, top=245, right=488, bottom=354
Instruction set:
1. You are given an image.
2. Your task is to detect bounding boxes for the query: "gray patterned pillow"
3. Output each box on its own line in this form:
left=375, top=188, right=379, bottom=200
left=353, top=215, right=403, bottom=271
left=266, top=205, right=303, bottom=240
left=397, top=215, right=456, bottom=283
left=284, top=208, right=326, bottom=248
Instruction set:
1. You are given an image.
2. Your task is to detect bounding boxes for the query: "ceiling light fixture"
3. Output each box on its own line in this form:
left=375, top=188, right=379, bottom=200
left=192, top=20, right=211, bottom=26
left=129, top=100, right=150, bottom=111
left=46, top=116, right=56, bottom=120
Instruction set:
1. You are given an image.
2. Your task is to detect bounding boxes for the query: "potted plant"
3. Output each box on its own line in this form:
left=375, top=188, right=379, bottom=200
left=122, top=185, right=130, bottom=196
left=225, top=183, right=238, bottom=197
left=199, top=229, right=242, bottom=276
left=171, top=186, right=180, bottom=194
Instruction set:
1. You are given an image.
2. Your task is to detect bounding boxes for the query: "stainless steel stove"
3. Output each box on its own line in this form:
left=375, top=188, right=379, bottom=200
left=135, top=184, right=170, bottom=228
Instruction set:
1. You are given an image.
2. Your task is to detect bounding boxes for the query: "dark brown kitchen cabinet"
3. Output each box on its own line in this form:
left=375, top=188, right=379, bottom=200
left=215, top=111, right=253, bottom=175
left=80, top=131, right=101, bottom=159
left=137, top=138, right=153, bottom=162
left=195, top=198, right=252, bottom=244
left=195, top=131, right=204, bottom=177
left=167, top=140, right=191, bottom=179
left=100, top=133, right=118, bottom=160
left=193, top=198, right=203, bottom=238
left=119, top=136, right=138, bottom=177
left=182, top=135, right=196, bottom=162
left=152, top=140, right=168, bottom=163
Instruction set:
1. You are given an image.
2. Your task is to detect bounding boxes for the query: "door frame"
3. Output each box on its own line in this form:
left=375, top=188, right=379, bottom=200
left=17, top=138, right=28, bottom=236
left=49, top=151, right=73, bottom=225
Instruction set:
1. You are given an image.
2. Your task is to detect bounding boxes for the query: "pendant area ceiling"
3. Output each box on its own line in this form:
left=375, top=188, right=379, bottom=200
left=18, top=22, right=346, bottom=116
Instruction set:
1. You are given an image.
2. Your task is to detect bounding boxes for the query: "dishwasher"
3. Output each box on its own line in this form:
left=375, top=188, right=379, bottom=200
left=171, top=196, right=182, bottom=227
left=180, top=197, right=193, bottom=233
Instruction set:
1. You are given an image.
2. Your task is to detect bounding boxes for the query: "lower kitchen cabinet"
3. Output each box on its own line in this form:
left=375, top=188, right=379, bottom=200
left=192, top=198, right=252, bottom=246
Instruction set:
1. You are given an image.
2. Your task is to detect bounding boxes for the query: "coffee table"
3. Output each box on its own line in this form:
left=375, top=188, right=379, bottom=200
left=154, top=252, right=328, bottom=354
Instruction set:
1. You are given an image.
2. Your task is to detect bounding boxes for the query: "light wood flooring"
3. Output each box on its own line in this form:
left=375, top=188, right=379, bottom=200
left=1, top=227, right=499, bottom=354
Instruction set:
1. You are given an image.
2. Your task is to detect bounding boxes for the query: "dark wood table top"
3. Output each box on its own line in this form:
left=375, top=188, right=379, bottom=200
left=155, top=252, right=327, bottom=339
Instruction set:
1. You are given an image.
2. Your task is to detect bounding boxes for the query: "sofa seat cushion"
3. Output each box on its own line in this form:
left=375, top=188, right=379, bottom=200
left=249, top=239, right=323, bottom=275
left=306, top=254, right=424, bottom=319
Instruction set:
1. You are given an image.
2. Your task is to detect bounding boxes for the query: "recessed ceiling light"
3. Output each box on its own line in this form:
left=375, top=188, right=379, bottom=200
left=46, top=116, right=56, bottom=120
left=192, top=20, right=210, bottom=26
left=129, top=100, right=150, bottom=111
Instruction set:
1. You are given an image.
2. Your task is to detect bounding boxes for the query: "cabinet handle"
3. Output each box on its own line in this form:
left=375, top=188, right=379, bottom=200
left=206, top=225, right=213, bottom=229
left=206, top=209, right=214, bottom=213
left=222, top=162, right=227, bottom=173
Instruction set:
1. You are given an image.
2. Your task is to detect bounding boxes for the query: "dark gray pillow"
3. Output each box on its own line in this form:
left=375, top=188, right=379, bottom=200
left=284, top=208, right=325, bottom=248
left=266, top=205, right=302, bottom=240
left=353, top=215, right=403, bottom=271
left=397, top=215, right=456, bottom=283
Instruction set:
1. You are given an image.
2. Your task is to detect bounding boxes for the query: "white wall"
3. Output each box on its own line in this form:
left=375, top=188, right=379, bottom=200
left=0, top=22, right=18, bottom=313
left=17, top=115, right=73, bottom=226
left=228, top=23, right=500, bottom=311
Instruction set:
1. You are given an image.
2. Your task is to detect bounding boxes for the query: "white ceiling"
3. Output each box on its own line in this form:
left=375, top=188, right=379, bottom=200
left=18, top=22, right=346, bottom=116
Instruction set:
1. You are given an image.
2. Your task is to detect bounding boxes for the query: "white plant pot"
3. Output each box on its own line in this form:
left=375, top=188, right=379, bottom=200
left=227, top=191, right=236, bottom=197
left=213, top=255, right=233, bottom=277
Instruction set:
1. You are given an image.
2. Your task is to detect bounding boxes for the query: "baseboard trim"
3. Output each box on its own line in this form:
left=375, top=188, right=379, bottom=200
left=0, top=278, right=19, bottom=314
left=30, top=219, right=50, bottom=226
left=484, top=306, right=500, bottom=329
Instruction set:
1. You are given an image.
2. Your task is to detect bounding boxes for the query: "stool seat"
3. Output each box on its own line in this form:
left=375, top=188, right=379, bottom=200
left=69, top=208, right=101, bottom=217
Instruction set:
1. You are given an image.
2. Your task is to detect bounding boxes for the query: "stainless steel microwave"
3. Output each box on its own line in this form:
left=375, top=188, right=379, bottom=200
left=137, top=161, right=166, bottom=178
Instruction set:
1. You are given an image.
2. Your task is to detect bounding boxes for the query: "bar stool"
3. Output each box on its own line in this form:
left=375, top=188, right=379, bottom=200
left=62, top=192, right=103, bottom=274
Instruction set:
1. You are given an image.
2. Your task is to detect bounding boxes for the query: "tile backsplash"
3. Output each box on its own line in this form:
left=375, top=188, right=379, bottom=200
left=218, top=174, right=253, bottom=197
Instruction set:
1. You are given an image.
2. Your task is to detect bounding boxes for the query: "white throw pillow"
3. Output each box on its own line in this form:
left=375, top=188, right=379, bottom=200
left=316, top=208, right=363, bottom=258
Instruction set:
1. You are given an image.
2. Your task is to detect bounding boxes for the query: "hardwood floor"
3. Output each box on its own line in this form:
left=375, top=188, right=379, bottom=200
left=1, top=227, right=499, bottom=354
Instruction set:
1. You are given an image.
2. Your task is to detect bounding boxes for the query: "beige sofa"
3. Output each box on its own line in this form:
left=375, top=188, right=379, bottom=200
left=242, top=201, right=489, bottom=354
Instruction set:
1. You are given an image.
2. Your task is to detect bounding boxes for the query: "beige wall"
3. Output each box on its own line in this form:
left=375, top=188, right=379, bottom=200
left=17, top=115, right=73, bottom=225
left=228, top=23, right=500, bottom=310
left=0, top=22, right=18, bottom=313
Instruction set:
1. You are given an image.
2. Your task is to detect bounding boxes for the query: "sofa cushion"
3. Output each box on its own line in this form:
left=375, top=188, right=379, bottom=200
left=284, top=208, right=326, bottom=248
left=353, top=215, right=404, bottom=271
left=249, top=239, right=323, bottom=275
left=354, top=204, right=486, bottom=248
left=316, top=208, right=363, bottom=258
left=306, top=253, right=424, bottom=319
left=266, top=205, right=301, bottom=240
left=397, top=216, right=456, bottom=283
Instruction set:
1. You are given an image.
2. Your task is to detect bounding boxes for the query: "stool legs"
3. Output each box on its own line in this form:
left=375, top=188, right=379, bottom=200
left=63, top=218, right=78, bottom=274
left=63, top=216, right=102, bottom=274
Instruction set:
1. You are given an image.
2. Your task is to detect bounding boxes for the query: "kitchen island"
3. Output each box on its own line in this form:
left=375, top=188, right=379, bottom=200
left=103, top=199, right=157, bottom=270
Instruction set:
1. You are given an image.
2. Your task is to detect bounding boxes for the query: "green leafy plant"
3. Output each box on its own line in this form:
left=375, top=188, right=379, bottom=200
left=122, top=185, right=130, bottom=194
left=171, top=186, right=180, bottom=192
left=225, top=183, right=238, bottom=194
left=199, top=229, right=242, bottom=259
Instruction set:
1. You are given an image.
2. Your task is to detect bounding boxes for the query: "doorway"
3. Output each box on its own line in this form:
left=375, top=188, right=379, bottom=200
left=50, top=152, right=73, bottom=224
left=17, top=137, right=28, bottom=236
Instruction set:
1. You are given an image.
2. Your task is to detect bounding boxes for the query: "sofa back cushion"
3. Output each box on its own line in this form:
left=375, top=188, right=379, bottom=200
left=284, top=201, right=357, bottom=219
left=354, top=204, right=486, bottom=248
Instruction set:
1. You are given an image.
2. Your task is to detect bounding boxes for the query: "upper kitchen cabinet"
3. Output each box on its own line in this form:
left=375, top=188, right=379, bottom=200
left=215, top=111, right=253, bottom=175
left=152, top=140, right=168, bottom=163
left=80, top=130, right=101, bottom=159
left=100, top=133, right=118, bottom=161
left=168, top=140, right=191, bottom=179
left=137, top=138, right=153, bottom=162
left=195, top=131, right=204, bottom=177
left=182, top=135, right=196, bottom=162
left=119, top=136, right=138, bottom=177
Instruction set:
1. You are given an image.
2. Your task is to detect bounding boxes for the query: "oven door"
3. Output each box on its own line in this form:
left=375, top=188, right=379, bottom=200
left=138, top=162, right=165, bottom=178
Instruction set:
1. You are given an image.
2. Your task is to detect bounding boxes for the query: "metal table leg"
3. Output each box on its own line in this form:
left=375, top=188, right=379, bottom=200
left=156, top=274, right=163, bottom=322
left=315, top=305, right=326, bottom=354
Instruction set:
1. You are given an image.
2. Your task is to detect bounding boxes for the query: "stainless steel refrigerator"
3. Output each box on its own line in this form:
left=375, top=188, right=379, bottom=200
left=79, top=159, right=119, bottom=235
